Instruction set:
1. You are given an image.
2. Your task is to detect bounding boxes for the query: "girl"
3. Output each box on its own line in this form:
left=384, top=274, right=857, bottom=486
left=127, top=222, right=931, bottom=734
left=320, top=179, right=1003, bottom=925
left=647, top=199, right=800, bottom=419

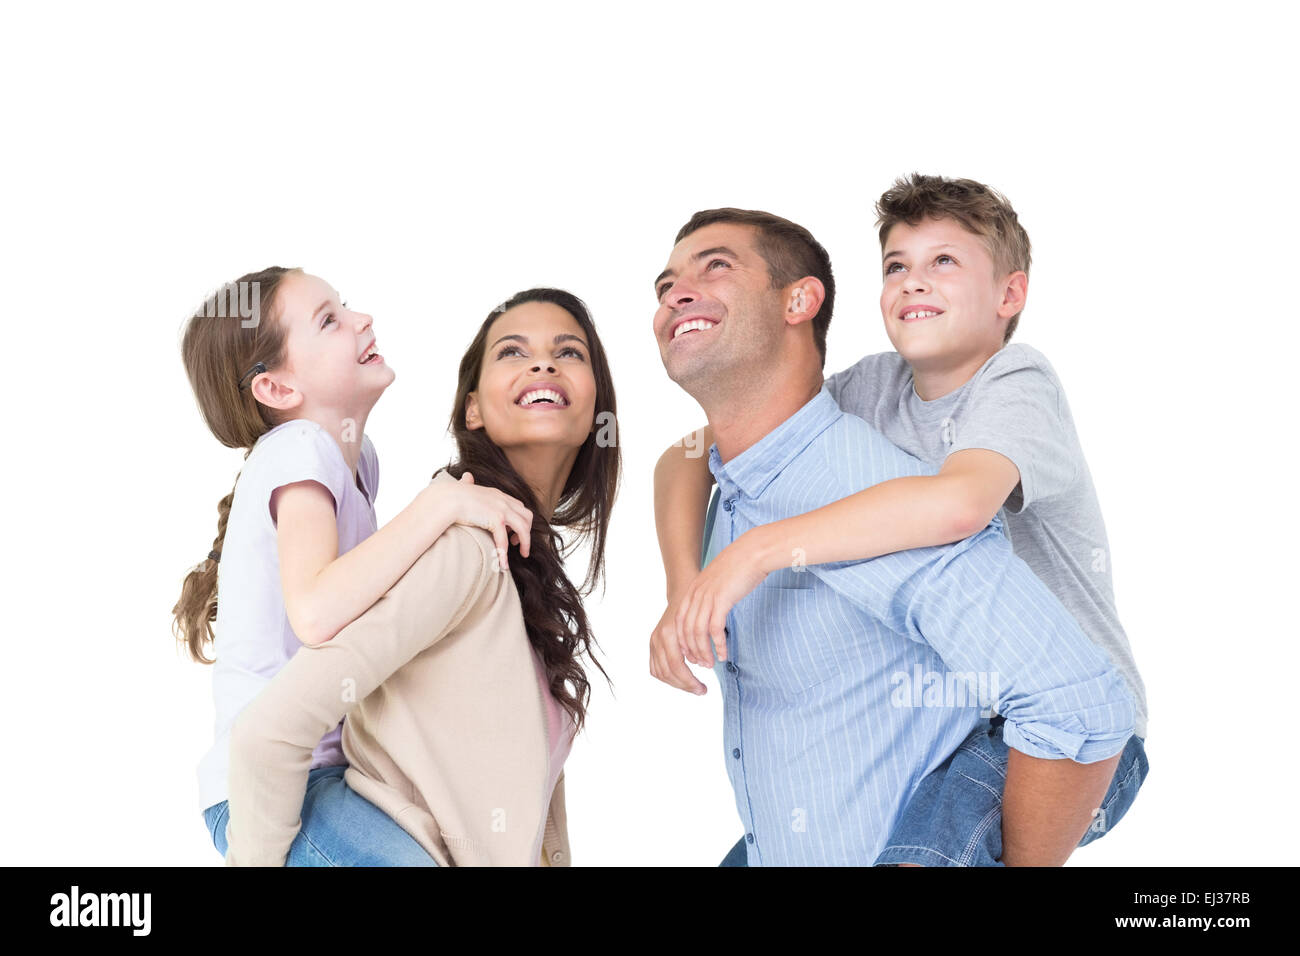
left=173, top=266, right=534, bottom=865
left=221, top=287, right=620, bottom=866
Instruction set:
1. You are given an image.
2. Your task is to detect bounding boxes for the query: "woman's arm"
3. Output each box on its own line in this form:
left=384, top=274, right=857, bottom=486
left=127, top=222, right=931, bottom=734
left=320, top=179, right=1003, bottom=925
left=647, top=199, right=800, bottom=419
left=277, top=474, right=532, bottom=647
left=224, top=525, right=495, bottom=866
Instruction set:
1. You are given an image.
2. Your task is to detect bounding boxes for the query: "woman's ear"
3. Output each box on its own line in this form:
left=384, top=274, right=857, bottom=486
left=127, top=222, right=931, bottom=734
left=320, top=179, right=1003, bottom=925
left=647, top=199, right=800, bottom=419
left=465, top=391, right=482, bottom=430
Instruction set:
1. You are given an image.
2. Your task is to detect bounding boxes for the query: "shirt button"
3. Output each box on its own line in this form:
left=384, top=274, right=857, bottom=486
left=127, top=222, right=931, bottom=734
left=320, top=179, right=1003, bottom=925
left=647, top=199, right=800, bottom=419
left=726, top=661, right=737, bottom=674
left=746, top=833, right=755, bottom=844
left=549, top=850, right=565, bottom=864
left=722, top=499, right=733, bottom=512
left=732, top=747, right=741, bottom=759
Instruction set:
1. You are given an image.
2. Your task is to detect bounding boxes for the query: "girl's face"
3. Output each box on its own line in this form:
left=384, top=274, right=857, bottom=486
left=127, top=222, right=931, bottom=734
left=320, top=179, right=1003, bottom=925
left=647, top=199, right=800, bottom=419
left=268, top=271, right=395, bottom=416
left=466, top=300, right=597, bottom=456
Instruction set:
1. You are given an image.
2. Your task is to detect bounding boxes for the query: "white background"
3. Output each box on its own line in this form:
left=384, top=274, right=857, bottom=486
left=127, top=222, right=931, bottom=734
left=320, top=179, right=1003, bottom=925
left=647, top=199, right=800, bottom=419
left=2, top=0, right=1295, bottom=866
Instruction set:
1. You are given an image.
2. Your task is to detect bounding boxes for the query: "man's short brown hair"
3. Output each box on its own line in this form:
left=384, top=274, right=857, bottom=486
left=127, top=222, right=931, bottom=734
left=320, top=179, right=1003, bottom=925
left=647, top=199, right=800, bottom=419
left=675, top=208, right=835, bottom=369
left=876, top=174, right=1032, bottom=344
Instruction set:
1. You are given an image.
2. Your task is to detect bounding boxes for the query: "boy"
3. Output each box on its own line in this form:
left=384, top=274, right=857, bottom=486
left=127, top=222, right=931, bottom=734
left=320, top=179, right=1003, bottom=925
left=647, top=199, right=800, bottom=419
left=651, top=175, right=1148, bottom=866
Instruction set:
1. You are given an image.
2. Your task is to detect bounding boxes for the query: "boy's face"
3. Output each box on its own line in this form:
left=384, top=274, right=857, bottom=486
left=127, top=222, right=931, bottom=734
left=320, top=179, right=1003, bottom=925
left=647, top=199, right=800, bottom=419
left=879, top=216, right=1024, bottom=371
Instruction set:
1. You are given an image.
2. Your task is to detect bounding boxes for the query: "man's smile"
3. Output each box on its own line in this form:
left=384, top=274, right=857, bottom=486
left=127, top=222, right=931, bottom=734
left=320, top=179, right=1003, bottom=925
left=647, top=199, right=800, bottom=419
left=666, top=312, right=723, bottom=348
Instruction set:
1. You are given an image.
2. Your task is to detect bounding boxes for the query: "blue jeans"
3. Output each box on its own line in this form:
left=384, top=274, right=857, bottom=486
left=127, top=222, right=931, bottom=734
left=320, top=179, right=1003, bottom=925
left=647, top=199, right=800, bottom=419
left=719, top=717, right=1149, bottom=866
left=203, top=764, right=438, bottom=866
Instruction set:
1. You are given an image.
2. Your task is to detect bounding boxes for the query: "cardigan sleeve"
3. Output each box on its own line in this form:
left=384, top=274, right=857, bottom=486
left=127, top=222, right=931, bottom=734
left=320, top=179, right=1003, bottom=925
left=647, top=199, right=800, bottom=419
left=224, top=525, right=495, bottom=866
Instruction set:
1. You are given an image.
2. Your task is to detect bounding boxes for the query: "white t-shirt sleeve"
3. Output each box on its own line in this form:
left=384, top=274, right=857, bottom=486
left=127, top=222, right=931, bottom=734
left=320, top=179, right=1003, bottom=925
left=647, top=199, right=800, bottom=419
left=361, top=433, right=379, bottom=505
left=256, top=422, right=349, bottom=524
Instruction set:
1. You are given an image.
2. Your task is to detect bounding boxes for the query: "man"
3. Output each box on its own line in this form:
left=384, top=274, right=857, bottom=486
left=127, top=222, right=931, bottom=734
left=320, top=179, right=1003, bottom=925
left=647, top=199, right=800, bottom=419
left=650, top=208, right=1135, bottom=865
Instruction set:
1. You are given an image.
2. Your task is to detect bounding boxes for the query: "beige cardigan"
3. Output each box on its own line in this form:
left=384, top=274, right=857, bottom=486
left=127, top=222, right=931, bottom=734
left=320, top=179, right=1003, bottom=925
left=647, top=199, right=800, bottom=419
left=224, top=470, right=571, bottom=866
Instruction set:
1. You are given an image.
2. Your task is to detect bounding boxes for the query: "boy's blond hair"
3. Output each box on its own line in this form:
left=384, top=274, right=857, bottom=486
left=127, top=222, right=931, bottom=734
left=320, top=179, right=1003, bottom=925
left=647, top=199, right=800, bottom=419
left=876, top=174, right=1032, bottom=344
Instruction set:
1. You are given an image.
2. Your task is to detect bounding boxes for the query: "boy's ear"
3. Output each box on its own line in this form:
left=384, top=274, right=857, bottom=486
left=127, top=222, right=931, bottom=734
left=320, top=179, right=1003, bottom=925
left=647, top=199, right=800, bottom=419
left=997, top=271, right=1029, bottom=320
left=786, top=278, right=826, bottom=325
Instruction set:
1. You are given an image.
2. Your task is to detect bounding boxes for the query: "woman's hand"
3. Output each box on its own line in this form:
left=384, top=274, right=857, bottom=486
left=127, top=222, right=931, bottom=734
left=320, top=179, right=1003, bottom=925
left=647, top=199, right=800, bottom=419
left=427, top=471, right=533, bottom=570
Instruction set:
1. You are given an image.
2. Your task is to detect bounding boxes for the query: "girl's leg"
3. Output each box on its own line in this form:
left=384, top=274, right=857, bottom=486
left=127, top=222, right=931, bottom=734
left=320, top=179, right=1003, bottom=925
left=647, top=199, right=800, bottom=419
left=202, top=765, right=438, bottom=866
left=285, top=765, right=439, bottom=867
left=203, top=800, right=230, bottom=856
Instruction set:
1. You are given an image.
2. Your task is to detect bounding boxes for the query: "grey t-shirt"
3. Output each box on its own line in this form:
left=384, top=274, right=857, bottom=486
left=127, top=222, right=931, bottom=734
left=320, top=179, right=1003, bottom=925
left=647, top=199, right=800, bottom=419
left=824, top=343, right=1148, bottom=739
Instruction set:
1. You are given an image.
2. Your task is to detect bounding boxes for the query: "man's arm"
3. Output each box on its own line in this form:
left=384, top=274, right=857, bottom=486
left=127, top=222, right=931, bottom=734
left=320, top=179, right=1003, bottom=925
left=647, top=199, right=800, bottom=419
left=674, top=449, right=1021, bottom=664
left=815, top=524, right=1135, bottom=761
left=1001, top=748, right=1122, bottom=865
left=809, top=522, right=1135, bottom=862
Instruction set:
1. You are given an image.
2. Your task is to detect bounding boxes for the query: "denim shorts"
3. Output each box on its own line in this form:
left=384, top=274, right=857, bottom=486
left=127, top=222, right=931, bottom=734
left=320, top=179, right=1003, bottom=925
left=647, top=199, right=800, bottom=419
left=872, top=715, right=1149, bottom=866
left=203, top=764, right=439, bottom=866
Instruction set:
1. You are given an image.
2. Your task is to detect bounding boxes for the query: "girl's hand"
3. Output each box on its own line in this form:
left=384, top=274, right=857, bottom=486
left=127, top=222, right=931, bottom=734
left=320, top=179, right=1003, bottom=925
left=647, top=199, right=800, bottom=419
left=434, top=471, right=533, bottom=569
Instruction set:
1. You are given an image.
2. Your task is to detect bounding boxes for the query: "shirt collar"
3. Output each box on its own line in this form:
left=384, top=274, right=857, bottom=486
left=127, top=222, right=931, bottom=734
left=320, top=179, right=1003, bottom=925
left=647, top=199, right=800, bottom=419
left=707, top=385, right=842, bottom=500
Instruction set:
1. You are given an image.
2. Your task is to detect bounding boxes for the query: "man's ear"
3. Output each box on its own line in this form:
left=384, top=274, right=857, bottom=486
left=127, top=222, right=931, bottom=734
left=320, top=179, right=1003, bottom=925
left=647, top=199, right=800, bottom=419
left=465, top=391, right=482, bottom=430
left=997, top=271, right=1028, bottom=320
left=785, top=278, right=826, bottom=326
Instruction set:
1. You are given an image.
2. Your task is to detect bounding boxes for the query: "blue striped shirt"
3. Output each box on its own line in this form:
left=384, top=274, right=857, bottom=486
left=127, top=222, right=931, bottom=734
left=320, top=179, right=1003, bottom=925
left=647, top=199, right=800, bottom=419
left=703, top=386, right=1135, bottom=866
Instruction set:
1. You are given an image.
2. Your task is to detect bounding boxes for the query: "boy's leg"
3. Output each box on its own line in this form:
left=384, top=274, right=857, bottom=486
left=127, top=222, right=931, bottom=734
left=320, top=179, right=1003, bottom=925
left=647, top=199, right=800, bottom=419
left=719, top=835, right=749, bottom=867
left=874, top=717, right=1008, bottom=867
left=875, top=719, right=1148, bottom=867
left=1076, top=733, right=1149, bottom=847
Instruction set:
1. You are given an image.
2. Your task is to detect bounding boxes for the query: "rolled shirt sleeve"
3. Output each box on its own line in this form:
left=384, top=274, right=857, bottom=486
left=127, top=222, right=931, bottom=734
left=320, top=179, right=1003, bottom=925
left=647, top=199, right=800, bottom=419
left=809, top=523, right=1135, bottom=763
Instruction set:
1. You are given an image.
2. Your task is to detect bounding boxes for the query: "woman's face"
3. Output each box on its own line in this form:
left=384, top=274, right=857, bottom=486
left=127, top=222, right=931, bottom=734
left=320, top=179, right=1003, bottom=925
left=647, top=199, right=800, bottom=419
left=465, top=300, right=597, bottom=456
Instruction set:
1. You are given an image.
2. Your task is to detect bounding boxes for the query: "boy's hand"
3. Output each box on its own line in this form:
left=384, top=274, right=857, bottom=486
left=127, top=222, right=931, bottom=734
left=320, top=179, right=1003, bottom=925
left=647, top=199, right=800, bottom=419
left=650, top=589, right=708, bottom=695
left=675, top=530, right=769, bottom=666
left=432, top=471, right=533, bottom=568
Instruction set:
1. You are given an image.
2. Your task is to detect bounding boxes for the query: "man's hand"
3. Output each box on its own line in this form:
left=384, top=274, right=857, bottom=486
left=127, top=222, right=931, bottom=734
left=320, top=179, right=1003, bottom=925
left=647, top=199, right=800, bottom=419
left=650, top=589, right=708, bottom=695
left=675, top=529, right=769, bottom=666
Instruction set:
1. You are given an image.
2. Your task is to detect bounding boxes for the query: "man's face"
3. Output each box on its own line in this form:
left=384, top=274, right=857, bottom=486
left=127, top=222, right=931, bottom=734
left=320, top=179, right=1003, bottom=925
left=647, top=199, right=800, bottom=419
left=652, top=222, right=784, bottom=393
left=879, top=216, right=1020, bottom=369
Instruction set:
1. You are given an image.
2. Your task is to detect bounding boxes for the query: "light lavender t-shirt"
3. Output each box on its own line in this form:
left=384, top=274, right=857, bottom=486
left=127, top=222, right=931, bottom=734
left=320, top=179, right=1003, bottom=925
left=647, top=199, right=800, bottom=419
left=197, top=419, right=380, bottom=811
left=824, top=344, right=1148, bottom=739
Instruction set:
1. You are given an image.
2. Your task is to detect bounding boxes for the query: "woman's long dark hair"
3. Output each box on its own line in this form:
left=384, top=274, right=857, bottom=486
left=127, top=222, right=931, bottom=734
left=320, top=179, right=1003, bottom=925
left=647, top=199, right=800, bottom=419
left=438, top=288, right=620, bottom=733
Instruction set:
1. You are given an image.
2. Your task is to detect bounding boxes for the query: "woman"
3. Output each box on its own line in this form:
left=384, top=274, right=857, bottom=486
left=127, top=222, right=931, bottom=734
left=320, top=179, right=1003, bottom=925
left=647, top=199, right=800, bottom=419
left=222, top=287, right=619, bottom=866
